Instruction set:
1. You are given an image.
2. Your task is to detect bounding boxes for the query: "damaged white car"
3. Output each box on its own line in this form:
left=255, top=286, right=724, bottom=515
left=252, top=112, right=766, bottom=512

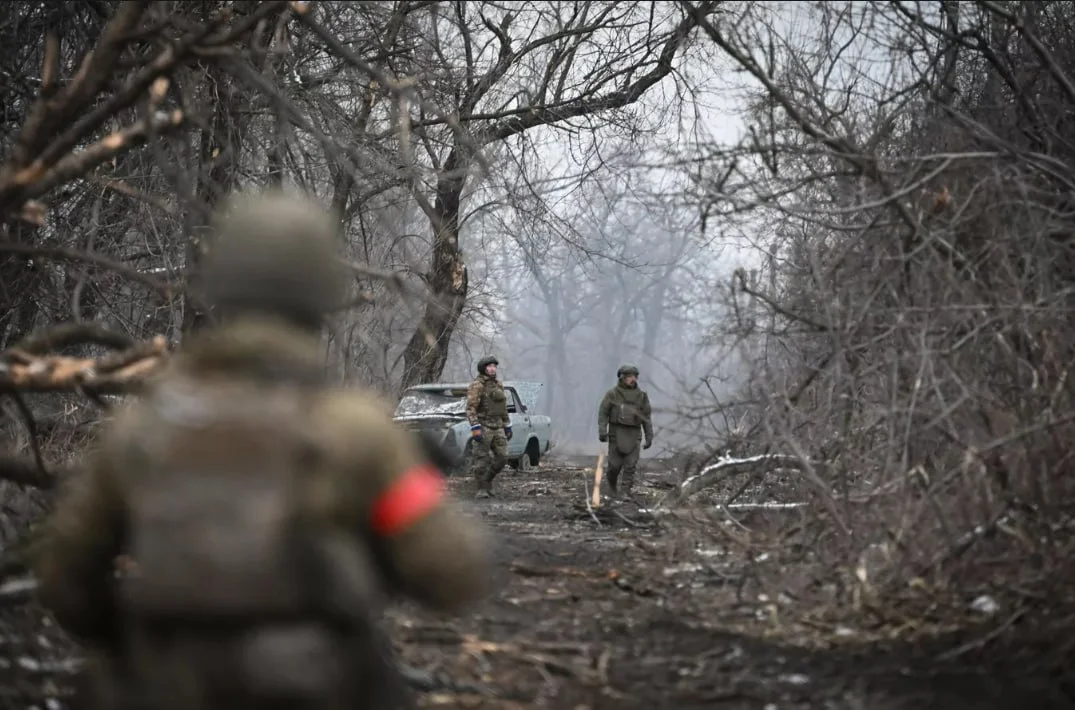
left=393, top=380, right=553, bottom=474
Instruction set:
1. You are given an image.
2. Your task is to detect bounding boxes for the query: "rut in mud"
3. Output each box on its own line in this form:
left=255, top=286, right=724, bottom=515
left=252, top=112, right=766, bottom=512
left=386, top=456, right=1075, bottom=710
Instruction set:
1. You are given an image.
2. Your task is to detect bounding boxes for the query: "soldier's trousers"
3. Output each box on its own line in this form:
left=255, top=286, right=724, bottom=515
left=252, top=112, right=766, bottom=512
left=607, top=428, right=642, bottom=494
left=469, top=427, right=508, bottom=489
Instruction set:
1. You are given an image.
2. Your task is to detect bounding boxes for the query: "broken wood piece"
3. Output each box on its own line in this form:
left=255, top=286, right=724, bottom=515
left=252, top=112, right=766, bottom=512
left=591, top=449, right=605, bottom=508
left=0, top=337, right=169, bottom=394
left=671, top=453, right=808, bottom=502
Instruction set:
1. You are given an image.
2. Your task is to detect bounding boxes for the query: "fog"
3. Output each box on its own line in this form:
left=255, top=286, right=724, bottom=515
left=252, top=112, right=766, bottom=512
left=402, top=8, right=769, bottom=456
left=437, top=159, right=761, bottom=455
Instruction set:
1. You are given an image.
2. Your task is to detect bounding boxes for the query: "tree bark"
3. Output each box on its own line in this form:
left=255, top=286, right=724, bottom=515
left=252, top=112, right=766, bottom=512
left=399, top=148, right=468, bottom=389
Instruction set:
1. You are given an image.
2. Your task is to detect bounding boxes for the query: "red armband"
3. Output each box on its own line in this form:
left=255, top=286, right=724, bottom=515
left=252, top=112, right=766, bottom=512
left=369, top=464, right=446, bottom=537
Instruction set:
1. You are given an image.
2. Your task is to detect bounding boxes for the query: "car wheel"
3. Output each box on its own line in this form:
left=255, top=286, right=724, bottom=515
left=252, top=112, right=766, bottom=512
left=518, top=450, right=533, bottom=473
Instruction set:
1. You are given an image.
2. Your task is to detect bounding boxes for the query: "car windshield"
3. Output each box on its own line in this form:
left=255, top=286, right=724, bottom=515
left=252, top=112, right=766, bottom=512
left=394, top=389, right=467, bottom=417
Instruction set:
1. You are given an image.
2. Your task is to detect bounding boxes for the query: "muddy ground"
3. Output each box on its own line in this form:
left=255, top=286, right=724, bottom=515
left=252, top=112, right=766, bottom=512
left=385, top=455, right=1075, bottom=710
left=2, top=454, right=1073, bottom=709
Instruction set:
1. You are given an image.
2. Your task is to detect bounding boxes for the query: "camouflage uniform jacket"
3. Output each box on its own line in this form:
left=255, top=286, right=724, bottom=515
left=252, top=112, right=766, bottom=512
left=466, top=375, right=509, bottom=429
left=598, top=383, right=653, bottom=442
left=32, top=316, right=492, bottom=650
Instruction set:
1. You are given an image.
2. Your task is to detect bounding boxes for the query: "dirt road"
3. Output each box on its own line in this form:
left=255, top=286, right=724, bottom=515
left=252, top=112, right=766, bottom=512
left=386, top=456, right=1074, bottom=709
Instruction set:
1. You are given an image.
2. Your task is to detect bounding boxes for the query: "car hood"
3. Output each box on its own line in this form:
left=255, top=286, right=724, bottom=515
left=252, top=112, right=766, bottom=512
left=394, top=413, right=465, bottom=421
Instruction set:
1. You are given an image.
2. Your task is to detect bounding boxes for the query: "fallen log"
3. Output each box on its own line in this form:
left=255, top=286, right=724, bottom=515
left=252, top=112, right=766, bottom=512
left=664, top=453, right=808, bottom=504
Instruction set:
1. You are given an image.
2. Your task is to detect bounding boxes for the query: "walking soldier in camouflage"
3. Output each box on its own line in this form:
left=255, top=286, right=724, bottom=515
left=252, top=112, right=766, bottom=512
left=597, top=364, right=654, bottom=500
left=466, top=355, right=511, bottom=499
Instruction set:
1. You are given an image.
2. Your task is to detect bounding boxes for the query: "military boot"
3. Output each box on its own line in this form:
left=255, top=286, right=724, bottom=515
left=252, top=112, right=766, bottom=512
left=620, top=471, right=638, bottom=504
left=604, top=469, right=619, bottom=502
left=474, top=477, right=494, bottom=500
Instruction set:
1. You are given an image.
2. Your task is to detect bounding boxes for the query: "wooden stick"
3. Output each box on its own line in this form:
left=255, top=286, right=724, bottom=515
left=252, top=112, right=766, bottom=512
left=591, top=449, right=605, bottom=508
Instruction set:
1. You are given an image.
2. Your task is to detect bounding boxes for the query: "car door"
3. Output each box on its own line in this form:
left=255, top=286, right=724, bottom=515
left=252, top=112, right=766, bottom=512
left=506, top=388, right=530, bottom=457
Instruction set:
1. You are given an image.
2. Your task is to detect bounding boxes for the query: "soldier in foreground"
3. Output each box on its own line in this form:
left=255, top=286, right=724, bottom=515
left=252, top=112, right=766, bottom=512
left=32, top=188, right=494, bottom=710
left=466, top=355, right=511, bottom=499
left=597, top=364, right=654, bottom=500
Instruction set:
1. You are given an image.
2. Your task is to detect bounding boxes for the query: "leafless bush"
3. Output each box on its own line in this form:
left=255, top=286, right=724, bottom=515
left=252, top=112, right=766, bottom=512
left=675, top=0, right=1075, bottom=615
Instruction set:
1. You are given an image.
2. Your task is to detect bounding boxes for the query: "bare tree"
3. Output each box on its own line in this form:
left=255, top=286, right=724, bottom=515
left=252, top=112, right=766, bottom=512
left=678, top=0, right=1075, bottom=607
left=334, top=1, right=723, bottom=389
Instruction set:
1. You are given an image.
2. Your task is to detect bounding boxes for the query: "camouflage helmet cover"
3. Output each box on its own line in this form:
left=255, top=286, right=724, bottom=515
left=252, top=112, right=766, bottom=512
left=617, top=363, right=640, bottom=378
left=477, top=355, right=499, bottom=374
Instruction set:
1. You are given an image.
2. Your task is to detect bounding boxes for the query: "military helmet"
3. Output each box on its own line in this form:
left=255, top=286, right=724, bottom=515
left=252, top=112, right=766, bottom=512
left=198, top=188, right=348, bottom=328
left=477, top=355, right=499, bottom=374
left=617, top=363, right=640, bottom=378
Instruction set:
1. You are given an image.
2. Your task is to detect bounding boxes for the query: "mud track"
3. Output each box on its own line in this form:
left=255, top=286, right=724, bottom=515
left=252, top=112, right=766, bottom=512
left=386, top=456, right=1075, bottom=709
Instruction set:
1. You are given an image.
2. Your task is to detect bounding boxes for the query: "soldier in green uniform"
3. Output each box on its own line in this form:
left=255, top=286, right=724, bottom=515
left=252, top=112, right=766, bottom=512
left=465, top=355, right=511, bottom=499
left=597, top=364, right=653, bottom=500
left=32, top=189, right=493, bottom=710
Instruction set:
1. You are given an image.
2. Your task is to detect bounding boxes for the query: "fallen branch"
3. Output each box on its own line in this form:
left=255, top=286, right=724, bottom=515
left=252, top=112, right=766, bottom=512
left=0, top=328, right=170, bottom=488
left=0, top=334, right=169, bottom=395
left=591, top=449, right=605, bottom=509
left=565, top=503, right=653, bottom=527
left=725, top=502, right=806, bottom=510
left=581, top=471, right=601, bottom=527
left=666, top=453, right=809, bottom=503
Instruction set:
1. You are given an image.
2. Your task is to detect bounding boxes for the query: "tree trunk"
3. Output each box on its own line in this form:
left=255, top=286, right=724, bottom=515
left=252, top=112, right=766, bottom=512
left=641, top=281, right=667, bottom=372
left=399, top=149, right=468, bottom=390
left=182, top=64, right=242, bottom=335
left=544, top=283, right=562, bottom=419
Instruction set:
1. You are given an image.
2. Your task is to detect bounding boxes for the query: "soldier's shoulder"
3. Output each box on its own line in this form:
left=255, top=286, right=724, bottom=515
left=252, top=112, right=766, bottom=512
left=467, top=378, right=484, bottom=393
left=314, top=388, right=399, bottom=433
